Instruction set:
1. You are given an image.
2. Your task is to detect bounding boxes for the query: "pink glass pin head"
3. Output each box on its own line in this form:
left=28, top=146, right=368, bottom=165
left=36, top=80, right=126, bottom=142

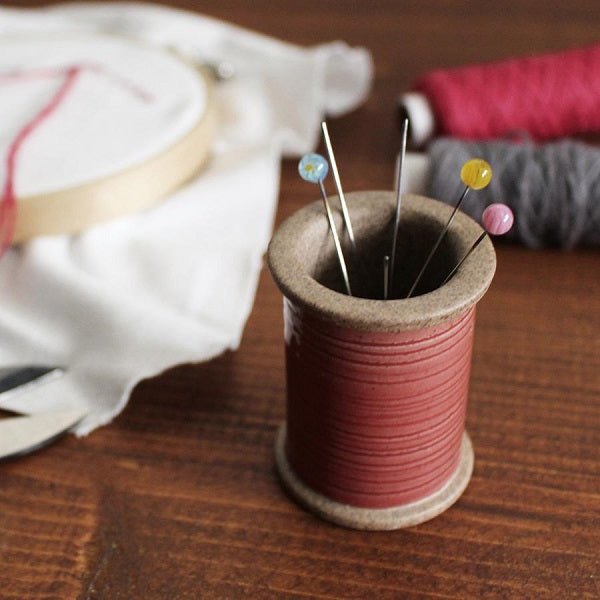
left=482, top=203, right=514, bottom=236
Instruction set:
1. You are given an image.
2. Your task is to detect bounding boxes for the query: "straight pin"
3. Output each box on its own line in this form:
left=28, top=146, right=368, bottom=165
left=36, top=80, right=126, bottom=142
left=383, top=255, right=390, bottom=300
left=389, top=118, right=409, bottom=292
left=441, top=203, right=513, bottom=286
left=319, top=181, right=352, bottom=296
left=321, top=121, right=357, bottom=252
left=299, top=153, right=352, bottom=296
left=406, top=158, right=492, bottom=298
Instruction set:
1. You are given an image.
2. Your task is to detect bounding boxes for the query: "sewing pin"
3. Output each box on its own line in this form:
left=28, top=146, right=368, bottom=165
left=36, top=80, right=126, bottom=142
left=441, top=203, right=514, bottom=286
left=383, top=255, right=390, bottom=300
left=389, top=118, right=409, bottom=294
left=298, top=153, right=352, bottom=296
left=321, top=121, right=357, bottom=253
left=406, top=158, right=492, bottom=298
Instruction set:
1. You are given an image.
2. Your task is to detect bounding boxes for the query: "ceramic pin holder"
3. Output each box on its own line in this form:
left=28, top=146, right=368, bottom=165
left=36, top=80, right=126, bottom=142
left=267, top=191, right=496, bottom=530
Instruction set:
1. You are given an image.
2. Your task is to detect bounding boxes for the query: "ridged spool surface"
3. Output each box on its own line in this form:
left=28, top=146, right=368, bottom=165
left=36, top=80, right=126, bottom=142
left=284, top=299, right=475, bottom=509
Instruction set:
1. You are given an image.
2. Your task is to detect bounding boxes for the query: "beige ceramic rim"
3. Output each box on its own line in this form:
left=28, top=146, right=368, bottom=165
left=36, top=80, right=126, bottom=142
left=267, top=192, right=496, bottom=332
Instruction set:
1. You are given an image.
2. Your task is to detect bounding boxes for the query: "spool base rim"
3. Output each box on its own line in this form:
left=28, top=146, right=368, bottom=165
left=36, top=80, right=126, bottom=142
left=274, top=424, right=474, bottom=530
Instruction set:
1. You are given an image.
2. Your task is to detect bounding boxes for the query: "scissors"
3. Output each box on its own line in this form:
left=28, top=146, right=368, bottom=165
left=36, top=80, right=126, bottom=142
left=0, top=367, right=87, bottom=460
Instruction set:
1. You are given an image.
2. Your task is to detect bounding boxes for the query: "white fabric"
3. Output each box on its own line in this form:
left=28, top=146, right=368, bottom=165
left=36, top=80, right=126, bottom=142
left=0, top=2, right=373, bottom=435
left=399, top=92, right=435, bottom=148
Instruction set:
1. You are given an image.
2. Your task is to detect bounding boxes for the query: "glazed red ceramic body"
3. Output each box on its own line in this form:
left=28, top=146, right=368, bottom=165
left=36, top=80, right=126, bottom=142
left=268, top=192, right=496, bottom=527
left=284, top=300, right=475, bottom=508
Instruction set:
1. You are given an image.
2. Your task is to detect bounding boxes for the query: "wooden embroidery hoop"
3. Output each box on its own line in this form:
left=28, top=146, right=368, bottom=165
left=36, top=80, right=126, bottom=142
left=1, top=34, right=218, bottom=243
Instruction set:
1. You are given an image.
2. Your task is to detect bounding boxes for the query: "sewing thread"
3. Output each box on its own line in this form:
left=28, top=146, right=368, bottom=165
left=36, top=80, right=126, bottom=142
left=408, top=44, right=600, bottom=143
left=0, top=68, right=80, bottom=255
left=0, top=64, right=152, bottom=255
left=426, top=137, right=600, bottom=249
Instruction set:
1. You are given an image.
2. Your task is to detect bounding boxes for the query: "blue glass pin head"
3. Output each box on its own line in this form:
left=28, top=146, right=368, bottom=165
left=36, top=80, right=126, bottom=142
left=298, top=153, right=329, bottom=183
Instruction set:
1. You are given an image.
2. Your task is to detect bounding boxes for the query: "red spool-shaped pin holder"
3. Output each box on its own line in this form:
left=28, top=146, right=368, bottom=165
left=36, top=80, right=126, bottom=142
left=267, top=192, right=496, bottom=530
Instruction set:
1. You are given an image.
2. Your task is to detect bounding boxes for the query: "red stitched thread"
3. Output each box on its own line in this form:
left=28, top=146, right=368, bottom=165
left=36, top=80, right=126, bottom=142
left=414, top=44, right=600, bottom=141
left=1, top=67, right=80, bottom=256
left=0, top=64, right=152, bottom=256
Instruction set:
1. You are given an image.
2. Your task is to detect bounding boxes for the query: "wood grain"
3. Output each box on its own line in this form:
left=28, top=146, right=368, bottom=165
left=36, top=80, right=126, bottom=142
left=1, top=1, right=600, bottom=598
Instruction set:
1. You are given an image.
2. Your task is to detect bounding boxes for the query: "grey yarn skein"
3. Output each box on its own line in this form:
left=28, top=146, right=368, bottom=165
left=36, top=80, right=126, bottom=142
left=426, top=138, right=600, bottom=248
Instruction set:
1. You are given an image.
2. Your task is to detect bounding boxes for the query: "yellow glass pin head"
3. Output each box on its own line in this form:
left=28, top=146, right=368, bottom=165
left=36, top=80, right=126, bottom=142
left=460, top=158, right=492, bottom=190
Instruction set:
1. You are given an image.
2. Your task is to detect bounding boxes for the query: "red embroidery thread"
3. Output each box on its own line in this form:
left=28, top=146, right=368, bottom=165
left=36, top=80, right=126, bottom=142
left=0, top=63, right=152, bottom=255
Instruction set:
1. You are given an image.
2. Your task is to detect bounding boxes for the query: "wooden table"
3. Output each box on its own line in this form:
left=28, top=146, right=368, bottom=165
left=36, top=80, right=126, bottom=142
left=2, top=2, right=600, bottom=598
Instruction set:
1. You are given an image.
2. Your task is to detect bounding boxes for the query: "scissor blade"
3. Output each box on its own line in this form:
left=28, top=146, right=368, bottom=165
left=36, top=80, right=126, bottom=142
left=0, top=366, right=64, bottom=396
left=0, top=409, right=86, bottom=460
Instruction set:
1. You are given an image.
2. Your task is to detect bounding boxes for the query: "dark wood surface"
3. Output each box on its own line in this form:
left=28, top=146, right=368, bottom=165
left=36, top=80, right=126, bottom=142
left=2, top=2, right=600, bottom=598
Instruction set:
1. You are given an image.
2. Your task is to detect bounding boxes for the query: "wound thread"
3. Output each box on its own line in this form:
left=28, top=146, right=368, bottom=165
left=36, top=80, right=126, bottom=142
left=283, top=298, right=475, bottom=509
left=407, top=44, right=600, bottom=144
left=426, top=136, right=600, bottom=249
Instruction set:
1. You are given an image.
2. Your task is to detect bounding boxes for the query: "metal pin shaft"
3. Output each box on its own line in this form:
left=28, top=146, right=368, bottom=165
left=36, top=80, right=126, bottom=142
left=406, top=186, right=470, bottom=298
left=321, top=121, right=357, bottom=252
left=318, top=180, right=352, bottom=296
left=390, top=119, right=408, bottom=289
left=383, top=255, right=390, bottom=300
left=441, top=231, right=487, bottom=287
